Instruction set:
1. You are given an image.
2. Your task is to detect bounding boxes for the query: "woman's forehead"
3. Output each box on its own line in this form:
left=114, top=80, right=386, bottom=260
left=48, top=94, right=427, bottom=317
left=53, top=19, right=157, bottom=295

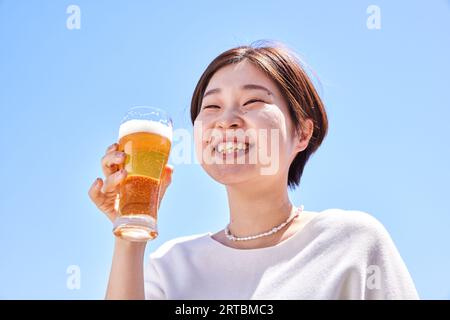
left=205, top=60, right=279, bottom=94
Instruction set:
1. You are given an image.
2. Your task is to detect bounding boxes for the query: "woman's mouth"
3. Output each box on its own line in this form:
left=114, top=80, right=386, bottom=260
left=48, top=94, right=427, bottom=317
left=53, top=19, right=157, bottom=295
left=212, top=141, right=251, bottom=160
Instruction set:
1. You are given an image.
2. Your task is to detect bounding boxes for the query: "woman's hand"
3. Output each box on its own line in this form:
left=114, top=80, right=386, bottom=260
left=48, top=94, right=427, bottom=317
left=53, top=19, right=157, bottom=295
left=88, top=142, right=173, bottom=223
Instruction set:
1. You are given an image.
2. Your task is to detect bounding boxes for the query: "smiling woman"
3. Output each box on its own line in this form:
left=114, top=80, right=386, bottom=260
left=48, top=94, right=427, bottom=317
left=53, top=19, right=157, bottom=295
left=191, top=43, right=328, bottom=189
left=90, top=40, right=419, bottom=300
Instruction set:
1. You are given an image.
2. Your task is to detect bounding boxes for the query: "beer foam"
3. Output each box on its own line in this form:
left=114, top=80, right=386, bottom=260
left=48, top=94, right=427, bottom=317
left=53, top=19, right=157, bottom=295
left=118, top=119, right=172, bottom=142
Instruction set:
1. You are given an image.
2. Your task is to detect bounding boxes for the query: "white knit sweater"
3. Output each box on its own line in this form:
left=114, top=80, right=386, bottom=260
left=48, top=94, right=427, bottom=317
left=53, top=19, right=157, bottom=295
left=144, top=209, right=419, bottom=299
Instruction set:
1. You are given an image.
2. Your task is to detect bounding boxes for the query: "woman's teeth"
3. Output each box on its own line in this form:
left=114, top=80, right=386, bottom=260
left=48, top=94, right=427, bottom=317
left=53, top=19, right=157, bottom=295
left=216, top=142, right=249, bottom=154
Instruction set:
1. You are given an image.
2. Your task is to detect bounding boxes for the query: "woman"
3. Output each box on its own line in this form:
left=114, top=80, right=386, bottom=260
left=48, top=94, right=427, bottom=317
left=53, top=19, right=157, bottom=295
left=88, top=41, right=419, bottom=299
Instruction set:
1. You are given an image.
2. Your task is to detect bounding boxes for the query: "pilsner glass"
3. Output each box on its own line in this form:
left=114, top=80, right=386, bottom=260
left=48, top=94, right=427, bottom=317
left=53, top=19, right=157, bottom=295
left=112, top=106, right=172, bottom=242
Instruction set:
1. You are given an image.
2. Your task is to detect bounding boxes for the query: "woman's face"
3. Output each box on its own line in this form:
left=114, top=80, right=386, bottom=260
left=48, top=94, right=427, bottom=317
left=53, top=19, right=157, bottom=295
left=194, top=60, right=310, bottom=186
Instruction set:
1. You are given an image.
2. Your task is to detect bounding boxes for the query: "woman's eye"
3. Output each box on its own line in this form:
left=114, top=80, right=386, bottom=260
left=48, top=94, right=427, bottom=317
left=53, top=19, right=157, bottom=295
left=202, top=105, right=220, bottom=109
left=244, top=99, right=265, bottom=106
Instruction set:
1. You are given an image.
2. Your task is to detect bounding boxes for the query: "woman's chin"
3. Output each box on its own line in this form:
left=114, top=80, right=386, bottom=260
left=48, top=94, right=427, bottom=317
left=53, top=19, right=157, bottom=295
left=205, top=163, right=257, bottom=184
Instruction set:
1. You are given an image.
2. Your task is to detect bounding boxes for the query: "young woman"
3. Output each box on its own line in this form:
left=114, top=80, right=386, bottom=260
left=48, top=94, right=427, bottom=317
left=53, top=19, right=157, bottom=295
left=88, top=42, right=419, bottom=299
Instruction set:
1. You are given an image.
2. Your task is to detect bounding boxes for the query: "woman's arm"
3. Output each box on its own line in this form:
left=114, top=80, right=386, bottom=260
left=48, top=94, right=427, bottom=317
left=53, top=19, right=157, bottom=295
left=105, top=238, right=147, bottom=300
left=88, top=142, right=174, bottom=300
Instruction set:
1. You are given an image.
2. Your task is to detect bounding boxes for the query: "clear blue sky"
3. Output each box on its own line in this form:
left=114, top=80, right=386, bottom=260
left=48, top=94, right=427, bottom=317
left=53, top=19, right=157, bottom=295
left=1, top=0, right=449, bottom=299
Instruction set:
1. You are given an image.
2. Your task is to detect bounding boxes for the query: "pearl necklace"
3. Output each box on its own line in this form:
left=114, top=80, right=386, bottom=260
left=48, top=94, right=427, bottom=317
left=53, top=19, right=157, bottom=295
left=224, top=205, right=304, bottom=241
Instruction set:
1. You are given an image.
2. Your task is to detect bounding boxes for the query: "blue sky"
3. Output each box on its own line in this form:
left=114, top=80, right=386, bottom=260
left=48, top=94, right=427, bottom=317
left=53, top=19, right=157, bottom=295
left=0, top=0, right=449, bottom=299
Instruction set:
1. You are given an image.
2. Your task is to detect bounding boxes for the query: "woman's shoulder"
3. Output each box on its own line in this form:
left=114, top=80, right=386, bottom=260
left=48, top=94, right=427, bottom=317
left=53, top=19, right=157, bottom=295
left=306, top=208, right=392, bottom=244
left=311, top=208, right=383, bottom=225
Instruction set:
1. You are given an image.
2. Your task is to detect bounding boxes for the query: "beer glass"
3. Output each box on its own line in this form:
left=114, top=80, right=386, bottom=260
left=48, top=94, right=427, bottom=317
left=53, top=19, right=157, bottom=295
left=113, top=106, right=173, bottom=241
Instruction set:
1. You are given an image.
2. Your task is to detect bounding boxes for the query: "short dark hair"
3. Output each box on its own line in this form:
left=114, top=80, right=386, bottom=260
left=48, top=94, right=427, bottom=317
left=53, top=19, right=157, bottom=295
left=190, top=41, right=328, bottom=189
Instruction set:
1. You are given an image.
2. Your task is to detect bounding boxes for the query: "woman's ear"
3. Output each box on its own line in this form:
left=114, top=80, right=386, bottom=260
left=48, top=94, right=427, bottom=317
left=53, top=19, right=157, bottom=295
left=295, top=118, right=314, bottom=153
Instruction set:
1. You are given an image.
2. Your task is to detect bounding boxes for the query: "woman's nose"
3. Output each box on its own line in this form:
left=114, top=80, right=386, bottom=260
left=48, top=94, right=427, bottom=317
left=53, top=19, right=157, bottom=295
left=214, top=109, right=244, bottom=129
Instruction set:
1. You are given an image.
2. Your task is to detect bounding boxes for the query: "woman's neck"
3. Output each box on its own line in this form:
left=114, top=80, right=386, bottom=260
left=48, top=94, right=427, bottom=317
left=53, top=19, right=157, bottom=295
left=225, top=179, right=294, bottom=239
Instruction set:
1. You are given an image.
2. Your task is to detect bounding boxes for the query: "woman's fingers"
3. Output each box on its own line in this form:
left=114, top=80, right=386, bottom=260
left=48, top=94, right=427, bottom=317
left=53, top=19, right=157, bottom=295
left=88, top=178, right=117, bottom=221
left=105, top=143, right=118, bottom=154
left=88, top=178, right=104, bottom=204
left=91, top=147, right=173, bottom=223
left=102, top=148, right=126, bottom=177
left=89, top=178, right=114, bottom=219
left=102, top=169, right=127, bottom=194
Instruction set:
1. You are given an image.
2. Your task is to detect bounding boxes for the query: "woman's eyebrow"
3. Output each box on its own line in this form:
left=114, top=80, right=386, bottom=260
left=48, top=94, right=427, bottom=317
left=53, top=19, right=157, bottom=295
left=241, top=84, right=274, bottom=96
left=203, top=84, right=274, bottom=98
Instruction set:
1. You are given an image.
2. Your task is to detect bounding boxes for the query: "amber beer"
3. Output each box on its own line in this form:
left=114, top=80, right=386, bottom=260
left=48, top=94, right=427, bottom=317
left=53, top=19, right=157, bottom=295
left=113, top=107, right=172, bottom=242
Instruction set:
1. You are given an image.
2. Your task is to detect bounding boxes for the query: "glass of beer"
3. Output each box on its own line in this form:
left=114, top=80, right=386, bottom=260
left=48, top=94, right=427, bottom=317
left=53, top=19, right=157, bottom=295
left=113, top=106, right=173, bottom=242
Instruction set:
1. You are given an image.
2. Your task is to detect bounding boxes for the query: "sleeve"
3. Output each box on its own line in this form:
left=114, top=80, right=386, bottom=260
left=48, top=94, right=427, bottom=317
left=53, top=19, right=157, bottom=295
left=363, top=216, right=419, bottom=300
left=143, top=255, right=166, bottom=300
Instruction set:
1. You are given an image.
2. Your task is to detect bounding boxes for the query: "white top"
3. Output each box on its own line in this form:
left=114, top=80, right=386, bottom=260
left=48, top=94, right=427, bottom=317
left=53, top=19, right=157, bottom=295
left=144, top=209, right=419, bottom=299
